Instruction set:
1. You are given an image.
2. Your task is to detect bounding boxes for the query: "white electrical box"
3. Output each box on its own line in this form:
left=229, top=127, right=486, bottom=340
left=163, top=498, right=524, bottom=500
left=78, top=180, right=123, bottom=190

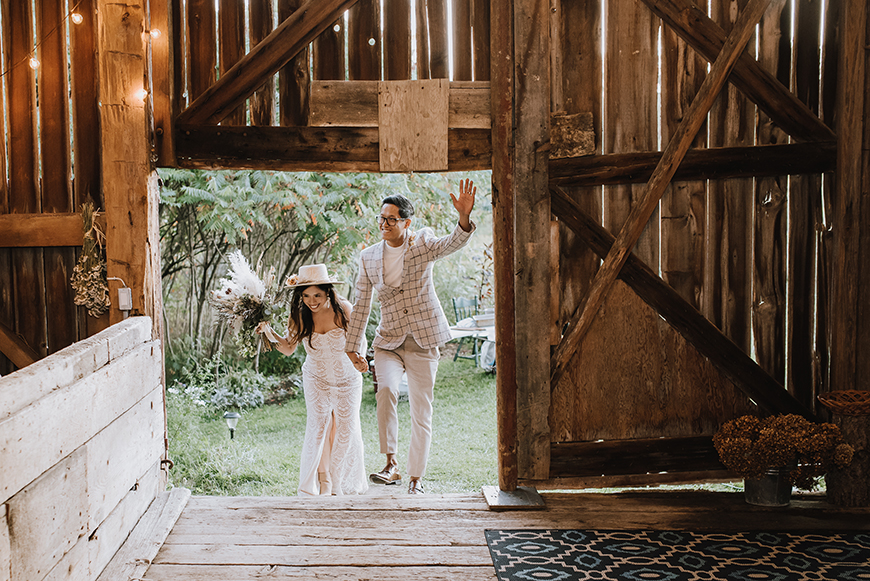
left=118, top=287, right=133, bottom=311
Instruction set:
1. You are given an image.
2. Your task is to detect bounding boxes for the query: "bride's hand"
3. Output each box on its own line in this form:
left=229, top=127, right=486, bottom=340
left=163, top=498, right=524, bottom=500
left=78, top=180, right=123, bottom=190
left=255, top=321, right=270, bottom=335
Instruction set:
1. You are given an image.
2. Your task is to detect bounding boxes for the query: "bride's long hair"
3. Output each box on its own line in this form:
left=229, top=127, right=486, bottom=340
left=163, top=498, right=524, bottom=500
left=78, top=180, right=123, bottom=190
left=288, top=284, right=348, bottom=349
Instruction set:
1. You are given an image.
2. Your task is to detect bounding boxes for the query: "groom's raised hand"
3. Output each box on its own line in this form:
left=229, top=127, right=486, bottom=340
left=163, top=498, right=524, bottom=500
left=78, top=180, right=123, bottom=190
left=450, top=178, right=476, bottom=232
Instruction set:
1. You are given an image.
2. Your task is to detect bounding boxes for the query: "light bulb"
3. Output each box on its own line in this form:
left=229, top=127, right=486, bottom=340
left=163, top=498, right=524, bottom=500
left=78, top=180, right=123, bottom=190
left=368, top=38, right=376, bottom=46
left=149, top=28, right=161, bottom=39
left=29, top=57, right=40, bottom=69
left=71, top=12, right=83, bottom=24
left=137, top=89, right=149, bottom=101
left=333, top=24, right=341, bottom=32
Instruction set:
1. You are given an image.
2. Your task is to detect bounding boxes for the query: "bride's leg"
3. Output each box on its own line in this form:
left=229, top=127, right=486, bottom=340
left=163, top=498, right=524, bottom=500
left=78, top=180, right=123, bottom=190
left=317, top=412, right=335, bottom=494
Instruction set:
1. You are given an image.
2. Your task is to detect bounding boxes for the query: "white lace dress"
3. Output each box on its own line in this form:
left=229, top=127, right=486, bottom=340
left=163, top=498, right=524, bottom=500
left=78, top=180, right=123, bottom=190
left=298, top=328, right=368, bottom=496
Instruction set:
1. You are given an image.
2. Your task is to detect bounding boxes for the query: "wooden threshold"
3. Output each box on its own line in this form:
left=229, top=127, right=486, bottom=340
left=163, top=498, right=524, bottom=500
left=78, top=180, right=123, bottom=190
left=139, top=491, right=870, bottom=580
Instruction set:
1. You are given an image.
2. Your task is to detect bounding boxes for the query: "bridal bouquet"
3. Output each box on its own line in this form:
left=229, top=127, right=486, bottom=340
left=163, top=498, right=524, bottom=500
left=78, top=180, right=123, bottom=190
left=209, top=250, right=287, bottom=358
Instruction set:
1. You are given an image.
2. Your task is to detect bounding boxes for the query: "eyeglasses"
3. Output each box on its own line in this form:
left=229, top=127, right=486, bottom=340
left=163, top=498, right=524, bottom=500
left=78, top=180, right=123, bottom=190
left=377, top=215, right=404, bottom=227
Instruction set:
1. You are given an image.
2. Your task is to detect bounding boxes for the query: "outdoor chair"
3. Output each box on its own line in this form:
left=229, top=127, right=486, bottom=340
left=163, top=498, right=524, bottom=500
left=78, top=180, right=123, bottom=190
left=452, top=296, right=482, bottom=364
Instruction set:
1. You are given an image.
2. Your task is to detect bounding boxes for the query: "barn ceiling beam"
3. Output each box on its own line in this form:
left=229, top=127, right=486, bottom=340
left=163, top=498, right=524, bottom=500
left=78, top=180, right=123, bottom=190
left=550, top=185, right=815, bottom=420
left=643, top=0, right=835, bottom=143
left=0, top=321, right=40, bottom=369
left=177, top=0, right=360, bottom=125
left=550, top=141, right=837, bottom=187
left=551, top=0, right=773, bottom=388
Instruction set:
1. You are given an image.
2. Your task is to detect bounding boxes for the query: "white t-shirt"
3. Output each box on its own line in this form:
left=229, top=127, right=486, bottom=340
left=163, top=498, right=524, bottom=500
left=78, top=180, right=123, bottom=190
left=383, top=240, right=404, bottom=288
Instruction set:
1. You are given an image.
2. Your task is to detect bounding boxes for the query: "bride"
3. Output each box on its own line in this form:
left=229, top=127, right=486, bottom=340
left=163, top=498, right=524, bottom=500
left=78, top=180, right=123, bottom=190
left=257, top=264, right=369, bottom=496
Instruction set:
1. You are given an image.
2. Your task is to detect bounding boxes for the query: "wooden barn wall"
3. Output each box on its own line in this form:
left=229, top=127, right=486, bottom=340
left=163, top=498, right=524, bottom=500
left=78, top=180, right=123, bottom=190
left=0, top=317, right=165, bottom=581
left=171, top=0, right=490, bottom=126
left=0, top=0, right=107, bottom=376
left=550, top=0, right=838, bottom=445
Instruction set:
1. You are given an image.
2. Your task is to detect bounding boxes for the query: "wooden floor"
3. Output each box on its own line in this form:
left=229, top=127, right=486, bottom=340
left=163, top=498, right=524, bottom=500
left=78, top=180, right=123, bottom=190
left=135, top=488, right=870, bottom=580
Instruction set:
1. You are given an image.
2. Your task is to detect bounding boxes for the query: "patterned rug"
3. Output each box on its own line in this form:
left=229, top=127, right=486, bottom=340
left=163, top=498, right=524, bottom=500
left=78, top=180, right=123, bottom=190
left=485, top=529, right=870, bottom=580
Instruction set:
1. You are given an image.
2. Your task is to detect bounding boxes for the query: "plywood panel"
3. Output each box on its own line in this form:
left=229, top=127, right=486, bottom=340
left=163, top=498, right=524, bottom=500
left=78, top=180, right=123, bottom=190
left=0, top=340, right=161, bottom=504
left=378, top=80, right=448, bottom=172
left=7, top=449, right=88, bottom=581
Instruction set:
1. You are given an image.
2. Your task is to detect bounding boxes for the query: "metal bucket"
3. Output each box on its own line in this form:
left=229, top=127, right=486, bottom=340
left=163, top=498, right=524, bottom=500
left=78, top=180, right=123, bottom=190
left=744, top=467, right=794, bottom=507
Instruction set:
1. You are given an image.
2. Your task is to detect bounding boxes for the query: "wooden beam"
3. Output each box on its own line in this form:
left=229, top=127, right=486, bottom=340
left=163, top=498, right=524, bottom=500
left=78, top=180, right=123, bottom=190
left=550, top=141, right=837, bottom=187
left=491, top=0, right=518, bottom=491
left=550, top=185, right=814, bottom=419
left=0, top=213, right=104, bottom=247
left=549, top=436, right=723, bottom=479
left=174, top=125, right=491, bottom=172
left=0, top=321, right=39, bottom=368
left=177, top=0, right=360, bottom=125
left=551, top=0, right=772, bottom=387
left=643, top=0, right=836, bottom=143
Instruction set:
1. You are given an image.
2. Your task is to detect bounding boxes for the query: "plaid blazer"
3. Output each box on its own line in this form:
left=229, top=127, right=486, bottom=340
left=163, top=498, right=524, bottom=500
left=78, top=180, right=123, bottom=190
left=345, top=222, right=475, bottom=352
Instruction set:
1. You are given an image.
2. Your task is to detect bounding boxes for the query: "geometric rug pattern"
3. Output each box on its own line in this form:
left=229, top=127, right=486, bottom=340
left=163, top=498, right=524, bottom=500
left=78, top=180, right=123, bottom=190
left=485, top=529, right=870, bottom=581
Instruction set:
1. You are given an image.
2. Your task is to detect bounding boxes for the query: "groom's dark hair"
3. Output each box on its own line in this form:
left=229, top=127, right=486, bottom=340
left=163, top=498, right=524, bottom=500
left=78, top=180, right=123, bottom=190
left=382, top=193, right=415, bottom=219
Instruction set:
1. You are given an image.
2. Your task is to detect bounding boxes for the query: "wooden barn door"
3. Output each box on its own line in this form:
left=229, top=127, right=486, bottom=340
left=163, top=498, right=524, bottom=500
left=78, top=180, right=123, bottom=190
left=495, top=0, right=841, bottom=489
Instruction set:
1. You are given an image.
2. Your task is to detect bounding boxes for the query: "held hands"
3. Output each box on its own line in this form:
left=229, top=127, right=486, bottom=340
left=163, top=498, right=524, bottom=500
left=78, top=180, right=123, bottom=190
left=346, top=351, right=369, bottom=373
left=450, top=178, right=476, bottom=231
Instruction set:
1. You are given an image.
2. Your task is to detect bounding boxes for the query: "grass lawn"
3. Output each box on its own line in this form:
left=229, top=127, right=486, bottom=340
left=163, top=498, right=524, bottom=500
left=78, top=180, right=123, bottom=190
left=166, top=348, right=498, bottom=495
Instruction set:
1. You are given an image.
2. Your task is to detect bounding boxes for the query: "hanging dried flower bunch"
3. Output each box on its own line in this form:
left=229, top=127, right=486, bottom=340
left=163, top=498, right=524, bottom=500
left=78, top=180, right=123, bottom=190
left=70, top=202, right=111, bottom=317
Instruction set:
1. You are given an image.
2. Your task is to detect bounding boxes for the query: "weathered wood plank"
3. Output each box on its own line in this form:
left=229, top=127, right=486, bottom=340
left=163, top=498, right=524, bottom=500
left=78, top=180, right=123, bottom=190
left=95, top=487, right=190, bottom=581
left=549, top=0, right=603, bottom=444
left=37, top=0, right=72, bottom=213
left=0, top=213, right=107, bottom=248
left=0, top=317, right=151, bottom=421
left=70, top=0, right=101, bottom=208
left=550, top=185, right=814, bottom=420
left=313, top=17, right=345, bottom=81
left=218, top=0, right=246, bottom=124
left=248, top=0, right=275, bottom=126
left=426, top=0, right=449, bottom=79
left=383, top=0, right=411, bottom=80
left=452, top=0, right=472, bottom=81
left=87, top=386, right=165, bottom=530
left=830, top=0, right=870, bottom=394
left=145, top=565, right=497, bottom=580
left=180, top=0, right=359, bottom=125
left=186, top=0, right=216, bottom=102
left=278, top=0, right=310, bottom=127
left=174, top=126, right=491, bottom=172
left=153, top=544, right=493, bottom=567
left=43, top=248, right=78, bottom=355
left=641, top=0, right=835, bottom=143
left=378, top=79, right=448, bottom=172
left=552, top=0, right=773, bottom=387
left=415, top=0, right=431, bottom=78
left=8, top=0, right=39, bottom=212
left=347, top=0, right=380, bottom=81
left=549, top=142, right=837, bottom=187
left=310, top=80, right=491, bottom=129
left=472, top=0, right=490, bottom=81
left=151, top=0, right=176, bottom=164
left=512, top=0, right=551, bottom=481
left=83, top=460, right=163, bottom=581
left=490, top=0, right=518, bottom=490
left=7, top=449, right=88, bottom=581
left=0, top=340, right=162, bottom=504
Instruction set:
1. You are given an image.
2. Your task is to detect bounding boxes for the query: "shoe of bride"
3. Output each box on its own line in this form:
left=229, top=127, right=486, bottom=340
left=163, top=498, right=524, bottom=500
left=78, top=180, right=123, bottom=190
left=318, top=472, right=333, bottom=495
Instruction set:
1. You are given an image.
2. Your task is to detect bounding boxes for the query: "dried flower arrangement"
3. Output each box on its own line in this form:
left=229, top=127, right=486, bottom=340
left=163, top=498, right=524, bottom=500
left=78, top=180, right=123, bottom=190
left=713, top=414, right=854, bottom=490
left=209, top=250, right=288, bottom=358
left=70, top=202, right=111, bottom=317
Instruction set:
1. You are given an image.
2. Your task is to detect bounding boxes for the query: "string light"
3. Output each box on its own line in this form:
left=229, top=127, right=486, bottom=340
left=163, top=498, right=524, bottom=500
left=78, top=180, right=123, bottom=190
left=0, top=0, right=86, bottom=78
left=149, top=29, right=161, bottom=39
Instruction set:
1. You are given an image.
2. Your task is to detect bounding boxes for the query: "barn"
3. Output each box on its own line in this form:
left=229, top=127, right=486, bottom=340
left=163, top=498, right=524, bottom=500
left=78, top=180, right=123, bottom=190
left=1, top=0, right=869, bottom=579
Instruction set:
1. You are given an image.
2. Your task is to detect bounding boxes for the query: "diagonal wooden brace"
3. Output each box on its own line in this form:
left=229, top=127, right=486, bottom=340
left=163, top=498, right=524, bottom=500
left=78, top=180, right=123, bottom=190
left=178, top=0, right=360, bottom=125
left=550, top=0, right=774, bottom=386
left=551, top=185, right=815, bottom=420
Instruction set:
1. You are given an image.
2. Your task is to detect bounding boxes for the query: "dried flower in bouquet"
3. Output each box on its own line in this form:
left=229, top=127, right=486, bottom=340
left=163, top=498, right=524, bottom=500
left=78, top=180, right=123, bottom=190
left=209, top=250, right=288, bottom=358
left=70, top=202, right=111, bottom=317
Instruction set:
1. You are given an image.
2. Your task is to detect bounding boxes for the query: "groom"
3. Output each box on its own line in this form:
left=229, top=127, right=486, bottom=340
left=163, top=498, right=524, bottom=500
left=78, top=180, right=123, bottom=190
left=345, top=178, right=476, bottom=494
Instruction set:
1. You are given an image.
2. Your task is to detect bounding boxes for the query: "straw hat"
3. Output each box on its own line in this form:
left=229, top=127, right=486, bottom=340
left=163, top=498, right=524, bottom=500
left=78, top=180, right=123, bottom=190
left=285, top=264, right=342, bottom=288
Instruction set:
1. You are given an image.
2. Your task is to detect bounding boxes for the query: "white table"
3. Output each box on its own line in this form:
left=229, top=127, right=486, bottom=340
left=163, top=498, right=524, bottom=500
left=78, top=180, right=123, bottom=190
left=449, top=318, right=496, bottom=369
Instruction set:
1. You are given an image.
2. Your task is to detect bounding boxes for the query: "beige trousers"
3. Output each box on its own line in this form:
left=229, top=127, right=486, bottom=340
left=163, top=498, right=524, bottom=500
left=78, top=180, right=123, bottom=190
left=374, top=336, right=440, bottom=478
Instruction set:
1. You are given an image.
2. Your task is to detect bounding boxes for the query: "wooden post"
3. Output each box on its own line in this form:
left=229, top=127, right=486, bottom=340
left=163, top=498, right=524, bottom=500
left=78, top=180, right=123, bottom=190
left=97, top=0, right=163, bottom=340
left=491, top=0, right=518, bottom=491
